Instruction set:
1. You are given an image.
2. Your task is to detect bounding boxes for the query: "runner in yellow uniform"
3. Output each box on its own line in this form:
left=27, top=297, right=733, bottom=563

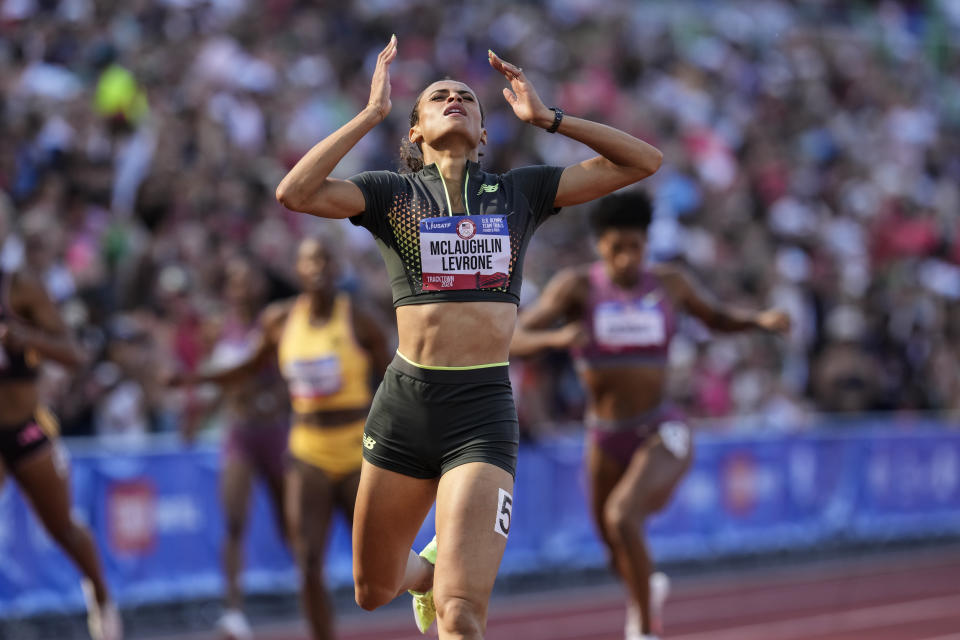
left=280, top=286, right=374, bottom=477
left=175, top=236, right=390, bottom=640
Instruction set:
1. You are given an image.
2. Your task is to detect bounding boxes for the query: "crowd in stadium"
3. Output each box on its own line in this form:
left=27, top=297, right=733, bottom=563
left=2, top=0, right=959, bottom=442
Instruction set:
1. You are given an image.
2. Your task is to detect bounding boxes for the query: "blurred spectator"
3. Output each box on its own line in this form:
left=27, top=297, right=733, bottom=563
left=2, top=0, right=960, bottom=439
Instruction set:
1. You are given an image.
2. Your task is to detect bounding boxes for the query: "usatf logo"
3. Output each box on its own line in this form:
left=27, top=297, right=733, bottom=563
left=456, top=218, right=476, bottom=239
left=362, top=434, right=376, bottom=450
left=477, top=183, right=499, bottom=195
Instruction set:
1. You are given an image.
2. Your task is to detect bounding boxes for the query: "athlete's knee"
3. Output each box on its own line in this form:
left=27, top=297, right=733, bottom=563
left=353, top=578, right=395, bottom=611
left=603, top=499, right=642, bottom=543
left=435, top=593, right=485, bottom=638
left=295, top=540, right=325, bottom=579
left=224, top=515, right=246, bottom=541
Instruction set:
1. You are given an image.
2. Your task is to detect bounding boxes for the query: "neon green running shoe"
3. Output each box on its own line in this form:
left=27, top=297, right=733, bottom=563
left=409, top=536, right=438, bottom=633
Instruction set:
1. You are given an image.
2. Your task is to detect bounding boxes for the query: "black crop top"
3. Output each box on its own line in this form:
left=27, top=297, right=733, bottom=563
left=0, top=269, right=39, bottom=382
left=348, top=161, right=563, bottom=307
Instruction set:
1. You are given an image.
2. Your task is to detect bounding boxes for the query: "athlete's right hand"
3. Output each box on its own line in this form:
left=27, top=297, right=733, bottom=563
left=367, top=34, right=397, bottom=122
left=554, top=321, right=588, bottom=350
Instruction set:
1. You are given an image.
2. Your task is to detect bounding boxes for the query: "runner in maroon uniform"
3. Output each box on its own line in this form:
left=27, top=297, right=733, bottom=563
left=512, top=192, right=790, bottom=640
left=184, top=257, right=289, bottom=640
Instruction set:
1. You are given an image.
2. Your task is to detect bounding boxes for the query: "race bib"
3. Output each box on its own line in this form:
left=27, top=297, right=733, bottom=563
left=420, top=216, right=510, bottom=290
left=594, top=302, right=666, bottom=348
left=285, top=356, right=343, bottom=399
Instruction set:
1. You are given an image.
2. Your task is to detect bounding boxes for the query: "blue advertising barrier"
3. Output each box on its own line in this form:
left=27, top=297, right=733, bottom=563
left=1, top=423, right=959, bottom=616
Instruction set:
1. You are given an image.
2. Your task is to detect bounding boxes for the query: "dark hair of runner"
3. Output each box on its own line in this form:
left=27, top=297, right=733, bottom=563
left=399, top=79, right=485, bottom=174
left=590, top=191, right=653, bottom=233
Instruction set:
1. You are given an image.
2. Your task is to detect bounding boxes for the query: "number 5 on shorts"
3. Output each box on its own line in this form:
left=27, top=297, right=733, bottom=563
left=495, top=488, right=512, bottom=539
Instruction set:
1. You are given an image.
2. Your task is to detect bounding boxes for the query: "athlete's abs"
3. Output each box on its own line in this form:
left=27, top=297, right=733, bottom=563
left=581, top=365, right=666, bottom=421
left=396, top=301, right=516, bottom=367
left=0, top=380, right=40, bottom=427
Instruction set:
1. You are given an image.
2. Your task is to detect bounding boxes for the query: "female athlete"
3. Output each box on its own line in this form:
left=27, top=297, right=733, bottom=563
left=511, top=192, right=791, bottom=639
left=275, top=36, right=662, bottom=639
left=178, top=256, right=289, bottom=640
left=0, top=263, right=122, bottom=640
left=173, top=237, right=390, bottom=640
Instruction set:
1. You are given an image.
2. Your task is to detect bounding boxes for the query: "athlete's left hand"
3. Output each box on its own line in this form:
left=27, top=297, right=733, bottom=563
left=488, top=50, right=554, bottom=129
left=755, top=309, right=791, bottom=333
left=0, top=320, right=26, bottom=350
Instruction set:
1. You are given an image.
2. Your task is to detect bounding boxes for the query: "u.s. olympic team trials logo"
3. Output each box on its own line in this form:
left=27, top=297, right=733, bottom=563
left=457, top=218, right=476, bottom=239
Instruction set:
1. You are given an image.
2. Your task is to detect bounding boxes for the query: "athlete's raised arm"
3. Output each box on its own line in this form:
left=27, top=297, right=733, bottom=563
left=654, top=264, right=791, bottom=334
left=511, top=267, right=588, bottom=357
left=276, top=36, right=398, bottom=218
left=1, top=270, right=84, bottom=369
left=169, top=300, right=292, bottom=388
left=488, top=51, right=663, bottom=208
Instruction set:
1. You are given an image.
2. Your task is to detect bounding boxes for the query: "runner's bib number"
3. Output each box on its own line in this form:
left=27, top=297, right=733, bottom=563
left=594, top=302, right=666, bottom=348
left=285, top=356, right=343, bottom=399
left=420, top=216, right=510, bottom=290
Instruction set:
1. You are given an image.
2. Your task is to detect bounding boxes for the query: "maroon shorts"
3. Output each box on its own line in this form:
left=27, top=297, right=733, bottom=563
left=0, top=419, right=52, bottom=469
left=587, top=406, right=685, bottom=468
left=223, top=421, right=288, bottom=481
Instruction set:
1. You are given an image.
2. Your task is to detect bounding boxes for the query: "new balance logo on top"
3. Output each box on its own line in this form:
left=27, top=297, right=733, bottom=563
left=477, top=183, right=499, bottom=195
left=362, top=434, right=376, bottom=450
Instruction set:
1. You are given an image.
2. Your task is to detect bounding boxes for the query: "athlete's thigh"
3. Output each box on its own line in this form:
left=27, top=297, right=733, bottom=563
left=260, top=461, right=288, bottom=541
left=12, top=445, right=72, bottom=531
left=610, top=427, right=693, bottom=516
left=352, top=460, right=437, bottom=587
left=586, top=443, right=627, bottom=544
left=220, top=457, right=254, bottom=527
left=433, top=462, right=513, bottom=609
left=286, top=459, right=335, bottom=552
left=334, top=469, right=362, bottom=526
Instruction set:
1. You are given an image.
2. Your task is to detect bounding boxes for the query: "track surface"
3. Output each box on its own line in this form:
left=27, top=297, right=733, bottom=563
left=152, top=548, right=960, bottom=640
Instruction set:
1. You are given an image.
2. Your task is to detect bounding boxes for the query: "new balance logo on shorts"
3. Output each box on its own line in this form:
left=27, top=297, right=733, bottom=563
left=362, top=434, right=376, bottom=450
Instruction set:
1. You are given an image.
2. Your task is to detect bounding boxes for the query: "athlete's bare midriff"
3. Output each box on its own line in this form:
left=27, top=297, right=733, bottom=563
left=0, top=380, right=39, bottom=427
left=396, top=301, right=517, bottom=366
left=580, top=366, right=666, bottom=420
left=221, top=379, right=287, bottom=427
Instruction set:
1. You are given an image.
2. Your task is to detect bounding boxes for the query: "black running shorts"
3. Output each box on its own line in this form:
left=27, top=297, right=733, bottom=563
left=361, top=354, right=519, bottom=479
left=0, top=417, right=52, bottom=469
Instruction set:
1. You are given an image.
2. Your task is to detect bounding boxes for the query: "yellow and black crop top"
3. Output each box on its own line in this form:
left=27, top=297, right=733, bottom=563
left=348, top=161, right=563, bottom=307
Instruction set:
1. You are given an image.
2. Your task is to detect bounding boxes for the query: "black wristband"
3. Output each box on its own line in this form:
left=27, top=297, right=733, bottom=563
left=546, top=107, right=563, bottom=133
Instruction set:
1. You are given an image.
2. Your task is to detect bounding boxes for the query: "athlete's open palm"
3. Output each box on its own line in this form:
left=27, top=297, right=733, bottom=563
left=368, top=35, right=397, bottom=122
left=756, top=309, right=792, bottom=333
left=489, top=50, right=550, bottom=126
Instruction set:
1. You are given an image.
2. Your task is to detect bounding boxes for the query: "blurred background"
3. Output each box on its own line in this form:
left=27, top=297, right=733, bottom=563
left=1, top=0, right=959, bottom=638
